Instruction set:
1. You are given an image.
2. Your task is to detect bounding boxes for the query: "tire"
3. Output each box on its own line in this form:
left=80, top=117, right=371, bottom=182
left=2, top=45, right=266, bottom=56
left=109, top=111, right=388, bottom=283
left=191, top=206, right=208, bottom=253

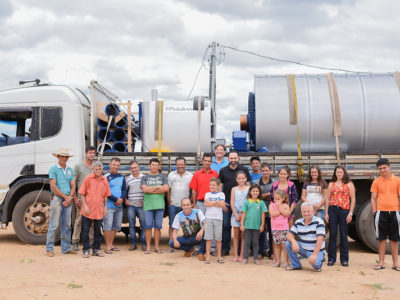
left=356, top=201, right=399, bottom=254
left=12, top=190, right=60, bottom=245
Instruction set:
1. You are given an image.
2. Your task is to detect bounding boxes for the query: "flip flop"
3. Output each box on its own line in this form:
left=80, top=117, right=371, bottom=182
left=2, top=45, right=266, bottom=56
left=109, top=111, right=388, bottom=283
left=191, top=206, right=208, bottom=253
left=92, top=252, right=105, bottom=257
left=373, top=264, right=385, bottom=270
left=144, top=250, right=151, bottom=254
left=285, top=266, right=302, bottom=271
left=232, top=257, right=238, bottom=262
left=83, top=252, right=90, bottom=258
left=104, top=250, right=113, bottom=254
left=205, top=260, right=211, bottom=264
left=392, top=266, right=400, bottom=271
left=155, top=249, right=164, bottom=254
left=217, top=258, right=225, bottom=264
left=272, top=262, right=280, bottom=267
left=111, top=247, right=120, bottom=251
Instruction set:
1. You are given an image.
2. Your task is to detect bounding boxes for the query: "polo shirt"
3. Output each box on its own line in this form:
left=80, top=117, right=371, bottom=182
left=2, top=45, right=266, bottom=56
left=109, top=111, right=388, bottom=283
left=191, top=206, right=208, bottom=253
left=78, top=173, right=111, bottom=220
left=289, top=216, right=326, bottom=252
left=189, top=168, right=219, bottom=201
left=48, top=164, right=75, bottom=195
left=240, top=199, right=268, bottom=229
left=211, top=157, right=229, bottom=174
left=370, top=174, right=400, bottom=211
left=168, top=171, right=193, bottom=207
left=219, top=164, right=251, bottom=202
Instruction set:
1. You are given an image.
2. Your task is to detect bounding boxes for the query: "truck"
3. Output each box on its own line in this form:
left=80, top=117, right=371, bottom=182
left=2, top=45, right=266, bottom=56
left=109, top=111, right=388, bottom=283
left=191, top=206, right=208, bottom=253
left=1, top=73, right=399, bottom=254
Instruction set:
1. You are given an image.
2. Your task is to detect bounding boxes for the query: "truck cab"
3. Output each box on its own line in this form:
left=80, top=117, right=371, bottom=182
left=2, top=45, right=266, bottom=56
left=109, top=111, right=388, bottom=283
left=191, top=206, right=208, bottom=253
left=0, top=82, right=90, bottom=244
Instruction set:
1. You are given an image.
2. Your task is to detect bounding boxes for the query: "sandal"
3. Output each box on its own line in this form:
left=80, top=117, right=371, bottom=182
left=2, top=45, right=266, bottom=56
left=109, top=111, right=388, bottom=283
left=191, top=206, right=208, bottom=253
left=217, top=258, right=225, bottom=264
left=272, top=262, right=280, bottom=267
left=111, top=247, right=120, bottom=251
left=285, top=266, right=302, bottom=271
left=105, top=250, right=113, bottom=254
left=205, top=260, right=211, bottom=264
left=155, top=249, right=164, bottom=254
left=83, top=252, right=90, bottom=258
left=373, top=264, right=385, bottom=270
left=92, top=252, right=105, bottom=257
left=232, top=257, right=238, bottom=262
left=144, top=250, right=151, bottom=254
left=392, top=266, right=400, bottom=271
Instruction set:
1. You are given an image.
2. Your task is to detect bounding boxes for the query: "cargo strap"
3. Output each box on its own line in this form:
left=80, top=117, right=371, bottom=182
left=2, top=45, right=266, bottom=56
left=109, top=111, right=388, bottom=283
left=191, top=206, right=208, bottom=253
left=392, top=72, right=400, bottom=92
left=326, top=73, right=342, bottom=164
left=287, top=75, right=304, bottom=181
left=97, top=115, right=113, bottom=162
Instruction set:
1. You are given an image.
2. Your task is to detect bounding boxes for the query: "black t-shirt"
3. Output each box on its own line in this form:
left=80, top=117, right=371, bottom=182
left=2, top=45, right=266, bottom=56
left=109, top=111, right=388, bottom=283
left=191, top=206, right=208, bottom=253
left=219, top=164, right=251, bottom=202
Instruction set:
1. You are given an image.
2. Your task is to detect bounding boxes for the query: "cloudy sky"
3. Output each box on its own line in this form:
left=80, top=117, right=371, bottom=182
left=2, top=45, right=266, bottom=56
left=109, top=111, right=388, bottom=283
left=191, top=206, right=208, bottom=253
left=1, top=0, right=399, bottom=145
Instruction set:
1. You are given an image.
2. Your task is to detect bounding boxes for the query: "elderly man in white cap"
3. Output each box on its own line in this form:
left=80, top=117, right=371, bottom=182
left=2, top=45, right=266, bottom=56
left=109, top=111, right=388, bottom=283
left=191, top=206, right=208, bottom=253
left=46, top=148, right=77, bottom=257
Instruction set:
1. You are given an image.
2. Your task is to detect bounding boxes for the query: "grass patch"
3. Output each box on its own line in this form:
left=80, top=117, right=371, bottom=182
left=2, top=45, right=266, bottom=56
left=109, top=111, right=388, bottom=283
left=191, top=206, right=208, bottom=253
left=67, top=283, right=83, bottom=289
left=160, top=262, right=176, bottom=266
left=363, top=283, right=392, bottom=291
left=359, top=271, right=366, bottom=276
left=20, top=259, right=24, bottom=263
left=28, top=259, right=36, bottom=263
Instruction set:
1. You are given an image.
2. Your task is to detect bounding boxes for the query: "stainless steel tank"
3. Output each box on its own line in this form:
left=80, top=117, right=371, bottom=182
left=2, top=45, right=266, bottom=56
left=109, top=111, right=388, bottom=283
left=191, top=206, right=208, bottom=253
left=247, top=73, right=400, bottom=153
left=141, top=99, right=213, bottom=152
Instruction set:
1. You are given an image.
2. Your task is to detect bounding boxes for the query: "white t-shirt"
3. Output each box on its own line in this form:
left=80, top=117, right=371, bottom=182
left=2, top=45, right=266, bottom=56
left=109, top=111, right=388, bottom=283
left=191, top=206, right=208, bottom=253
left=204, top=191, right=225, bottom=220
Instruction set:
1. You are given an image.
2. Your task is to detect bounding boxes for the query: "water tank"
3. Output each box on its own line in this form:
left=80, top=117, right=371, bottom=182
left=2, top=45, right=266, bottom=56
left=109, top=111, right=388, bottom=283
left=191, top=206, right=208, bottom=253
left=243, top=73, right=400, bottom=153
left=141, top=99, right=213, bottom=152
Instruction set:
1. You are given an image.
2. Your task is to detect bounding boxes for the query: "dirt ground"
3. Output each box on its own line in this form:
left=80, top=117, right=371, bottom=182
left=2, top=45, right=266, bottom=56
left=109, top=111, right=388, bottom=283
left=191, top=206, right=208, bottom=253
left=0, top=221, right=399, bottom=300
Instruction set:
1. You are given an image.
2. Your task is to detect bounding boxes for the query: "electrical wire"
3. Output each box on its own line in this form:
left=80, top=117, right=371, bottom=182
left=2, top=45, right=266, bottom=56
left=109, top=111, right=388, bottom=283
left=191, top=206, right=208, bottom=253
left=220, top=44, right=369, bottom=74
left=186, top=45, right=211, bottom=101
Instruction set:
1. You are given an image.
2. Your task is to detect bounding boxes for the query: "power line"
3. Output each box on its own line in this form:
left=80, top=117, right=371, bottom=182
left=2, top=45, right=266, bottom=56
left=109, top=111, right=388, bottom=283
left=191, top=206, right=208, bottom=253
left=186, top=45, right=211, bottom=101
left=220, top=44, right=369, bottom=74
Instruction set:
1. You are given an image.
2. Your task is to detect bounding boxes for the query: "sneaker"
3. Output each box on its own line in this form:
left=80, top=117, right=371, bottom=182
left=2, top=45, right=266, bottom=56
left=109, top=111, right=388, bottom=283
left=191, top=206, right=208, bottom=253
left=73, top=242, right=79, bottom=252
left=198, top=254, right=205, bottom=261
left=192, top=250, right=199, bottom=256
left=129, top=245, right=137, bottom=251
left=47, top=251, right=54, bottom=257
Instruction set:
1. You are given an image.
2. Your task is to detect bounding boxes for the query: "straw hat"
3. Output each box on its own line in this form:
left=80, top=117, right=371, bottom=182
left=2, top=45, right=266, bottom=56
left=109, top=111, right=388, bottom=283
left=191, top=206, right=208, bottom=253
left=52, top=148, right=74, bottom=157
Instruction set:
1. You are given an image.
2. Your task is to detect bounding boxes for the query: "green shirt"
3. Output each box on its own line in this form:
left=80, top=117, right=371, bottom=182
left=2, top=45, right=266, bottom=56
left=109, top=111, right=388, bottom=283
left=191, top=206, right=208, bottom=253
left=241, top=199, right=268, bottom=230
left=141, top=173, right=168, bottom=211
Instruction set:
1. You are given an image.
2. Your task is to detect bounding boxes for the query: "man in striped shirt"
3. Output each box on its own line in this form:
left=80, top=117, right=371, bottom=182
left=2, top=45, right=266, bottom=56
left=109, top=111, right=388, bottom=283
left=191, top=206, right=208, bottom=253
left=285, top=202, right=326, bottom=271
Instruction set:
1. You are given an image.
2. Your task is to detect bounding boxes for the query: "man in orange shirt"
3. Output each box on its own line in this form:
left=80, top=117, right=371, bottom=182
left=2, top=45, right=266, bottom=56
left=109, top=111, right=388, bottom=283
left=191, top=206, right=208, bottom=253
left=79, top=161, right=111, bottom=258
left=370, top=158, right=400, bottom=271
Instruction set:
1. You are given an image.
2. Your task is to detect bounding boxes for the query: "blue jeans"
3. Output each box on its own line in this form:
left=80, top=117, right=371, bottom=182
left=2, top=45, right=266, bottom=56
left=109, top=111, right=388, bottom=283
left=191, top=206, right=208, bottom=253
left=103, top=206, right=123, bottom=231
left=222, top=206, right=232, bottom=252
left=127, top=206, right=146, bottom=246
left=328, top=206, right=349, bottom=263
left=144, top=209, right=164, bottom=229
left=285, top=240, right=325, bottom=270
left=316, top=209, right=325, bottom=220
left=46, top=195, right=72, bottom=253
left=169, top=234, right=203, bottom=252
left=81, top=215, right=103, bottom=253
left=168, top=205, right=182, bottom=227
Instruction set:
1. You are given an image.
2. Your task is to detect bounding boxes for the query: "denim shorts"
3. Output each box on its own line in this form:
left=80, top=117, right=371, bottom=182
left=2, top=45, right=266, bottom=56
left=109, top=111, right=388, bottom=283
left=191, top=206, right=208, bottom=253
left=168, top=205, right=182, bottom=226
left=144, top=209, right=164, bottom=229
left=103, top=207, right=123, bottom=231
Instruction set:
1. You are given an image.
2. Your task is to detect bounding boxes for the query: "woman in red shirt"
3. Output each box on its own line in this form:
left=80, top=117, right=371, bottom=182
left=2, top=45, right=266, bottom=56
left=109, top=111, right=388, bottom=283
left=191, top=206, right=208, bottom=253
left=326, top=166, right=356, bottom=267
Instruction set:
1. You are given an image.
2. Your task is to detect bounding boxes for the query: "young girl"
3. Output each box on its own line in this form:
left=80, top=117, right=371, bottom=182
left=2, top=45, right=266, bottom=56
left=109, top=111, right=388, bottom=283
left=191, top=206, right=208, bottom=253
left=269, top=189, right=290, bottom=267
left=270, top=166, right=298, bottom=227
left=301, top=166, right=328, bottom=220
left=240, top=184, right=268, bottom=265
left=230, top=171, right=249, bottom=262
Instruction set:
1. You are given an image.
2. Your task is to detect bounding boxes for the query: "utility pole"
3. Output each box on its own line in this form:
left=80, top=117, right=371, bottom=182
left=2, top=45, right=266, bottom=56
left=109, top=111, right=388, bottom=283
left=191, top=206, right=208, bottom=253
left=209, top=42, right=217, bottom=142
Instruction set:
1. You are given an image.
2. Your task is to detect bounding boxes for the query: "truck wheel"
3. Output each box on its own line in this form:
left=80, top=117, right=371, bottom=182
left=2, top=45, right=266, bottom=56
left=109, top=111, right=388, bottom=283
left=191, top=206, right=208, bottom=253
left=12, top=190, right=59, bottom=245
left=356, top=201, right=399, bottom=254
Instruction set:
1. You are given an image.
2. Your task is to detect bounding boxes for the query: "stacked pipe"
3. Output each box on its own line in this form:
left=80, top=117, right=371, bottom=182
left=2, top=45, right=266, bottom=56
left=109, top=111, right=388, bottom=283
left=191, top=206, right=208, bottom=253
left=97, top=103, right=134, bottom=153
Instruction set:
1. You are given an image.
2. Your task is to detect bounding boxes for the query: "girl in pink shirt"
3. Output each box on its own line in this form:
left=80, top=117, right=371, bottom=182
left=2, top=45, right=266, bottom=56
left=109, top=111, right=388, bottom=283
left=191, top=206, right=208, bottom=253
left=269, top=189, right=290, bottom=267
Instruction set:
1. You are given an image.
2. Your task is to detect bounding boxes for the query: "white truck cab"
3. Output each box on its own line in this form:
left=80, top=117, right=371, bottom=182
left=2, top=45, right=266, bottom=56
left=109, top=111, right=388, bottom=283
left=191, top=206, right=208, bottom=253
left=0, top=82, right=90, bottom=243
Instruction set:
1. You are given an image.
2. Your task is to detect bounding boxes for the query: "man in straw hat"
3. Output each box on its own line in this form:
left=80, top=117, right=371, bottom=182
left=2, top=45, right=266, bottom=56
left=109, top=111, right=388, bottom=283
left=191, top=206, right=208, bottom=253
left=46, top=148, right=77, bottom=257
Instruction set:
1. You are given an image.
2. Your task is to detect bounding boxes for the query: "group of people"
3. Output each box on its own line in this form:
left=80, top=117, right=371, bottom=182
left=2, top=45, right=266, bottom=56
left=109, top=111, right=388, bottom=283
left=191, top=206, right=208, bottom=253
left=44, top=145, right=400, bottom=272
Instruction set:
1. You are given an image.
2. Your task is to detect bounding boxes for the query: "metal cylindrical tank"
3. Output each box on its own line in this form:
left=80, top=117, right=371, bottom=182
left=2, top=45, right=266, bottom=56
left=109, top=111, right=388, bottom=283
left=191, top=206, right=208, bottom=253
left=141, top=100, right=213, bottom=152
left=247, top=73, right=400, bottom=153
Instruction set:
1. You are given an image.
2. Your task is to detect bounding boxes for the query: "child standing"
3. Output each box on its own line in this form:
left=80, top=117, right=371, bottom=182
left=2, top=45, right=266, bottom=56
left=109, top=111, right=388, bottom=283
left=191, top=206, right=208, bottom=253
left=230, top=171, right=249, bottom=262
left=204, top=177, right=227, bottom=264
left=240, top=184, right=268, bottom=264
left=269, top=189, right=290, bottom=267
